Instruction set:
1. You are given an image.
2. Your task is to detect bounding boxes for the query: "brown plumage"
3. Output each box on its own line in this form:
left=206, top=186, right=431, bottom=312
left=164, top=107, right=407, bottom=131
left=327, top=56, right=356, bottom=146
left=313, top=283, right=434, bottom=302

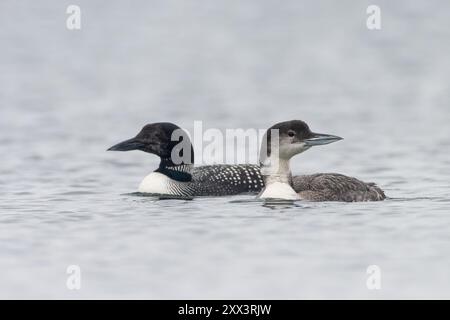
left=292, top=173, right=386, bottom=202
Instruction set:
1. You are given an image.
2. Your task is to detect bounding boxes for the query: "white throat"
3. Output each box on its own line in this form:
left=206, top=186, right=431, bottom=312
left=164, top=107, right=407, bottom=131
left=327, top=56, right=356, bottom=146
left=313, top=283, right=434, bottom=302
left=258, top=156, right=299, bottom=200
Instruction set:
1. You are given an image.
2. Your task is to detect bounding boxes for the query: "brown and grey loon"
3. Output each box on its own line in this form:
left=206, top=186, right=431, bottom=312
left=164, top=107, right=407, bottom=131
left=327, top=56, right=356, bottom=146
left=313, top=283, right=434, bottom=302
left=107, top=121, right=385, bottom=201
left=258, top=120, right=386, bottom=201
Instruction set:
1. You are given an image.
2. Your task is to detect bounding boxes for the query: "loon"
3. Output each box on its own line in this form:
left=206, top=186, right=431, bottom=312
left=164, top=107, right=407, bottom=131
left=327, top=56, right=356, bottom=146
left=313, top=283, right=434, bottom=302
left=108, top=122, right=265, bottom=197
left=258, top=120, right=386, bottom=201
left=108, top=121, right=386, bottom=201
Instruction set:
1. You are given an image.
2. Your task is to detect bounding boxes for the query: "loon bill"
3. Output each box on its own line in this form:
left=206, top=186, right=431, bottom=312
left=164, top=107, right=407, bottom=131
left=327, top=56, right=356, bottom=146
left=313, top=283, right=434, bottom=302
left=107, top=121, right=386, bottom=201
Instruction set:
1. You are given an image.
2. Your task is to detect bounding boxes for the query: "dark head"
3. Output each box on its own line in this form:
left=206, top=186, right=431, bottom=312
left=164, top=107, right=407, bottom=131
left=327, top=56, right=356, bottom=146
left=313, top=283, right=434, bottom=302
left=260, top=120, right=342, bottom=161
left=108, top=122, right=194, bottom=166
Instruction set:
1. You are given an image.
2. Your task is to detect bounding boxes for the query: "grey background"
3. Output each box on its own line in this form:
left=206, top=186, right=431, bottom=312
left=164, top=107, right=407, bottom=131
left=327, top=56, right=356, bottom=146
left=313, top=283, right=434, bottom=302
left=1, top=1, right=449, bottom=298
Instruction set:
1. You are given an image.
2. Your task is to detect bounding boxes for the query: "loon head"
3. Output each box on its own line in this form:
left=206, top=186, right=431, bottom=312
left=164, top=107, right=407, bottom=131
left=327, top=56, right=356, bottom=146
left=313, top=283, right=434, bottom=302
left=260, top=120, right=343, bottom=162
left=107, top=122, right=194, bottom=166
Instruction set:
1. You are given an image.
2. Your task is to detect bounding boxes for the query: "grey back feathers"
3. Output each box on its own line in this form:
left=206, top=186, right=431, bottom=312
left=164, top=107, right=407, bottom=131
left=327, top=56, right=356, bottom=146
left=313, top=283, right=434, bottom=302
left=292, top=173, right=386, bottom=202
left=169, top=168, right=386, bottom=201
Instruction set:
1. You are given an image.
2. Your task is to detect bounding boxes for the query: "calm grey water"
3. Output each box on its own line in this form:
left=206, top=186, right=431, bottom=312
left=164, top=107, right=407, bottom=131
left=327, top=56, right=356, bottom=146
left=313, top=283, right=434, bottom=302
left=1, top=0, right=450, bottom=299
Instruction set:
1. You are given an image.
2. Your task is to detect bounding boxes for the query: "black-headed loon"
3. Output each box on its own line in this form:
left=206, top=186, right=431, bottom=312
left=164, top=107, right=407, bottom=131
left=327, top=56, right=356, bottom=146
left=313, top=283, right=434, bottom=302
left=108, top=122, right=264, bottom=197
left=108, top=121, right=386, bottom=201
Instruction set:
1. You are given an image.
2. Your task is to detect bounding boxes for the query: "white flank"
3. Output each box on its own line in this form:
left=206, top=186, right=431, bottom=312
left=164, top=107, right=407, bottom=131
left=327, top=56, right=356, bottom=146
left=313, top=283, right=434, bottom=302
left=138, top=172, right=173, bottom=194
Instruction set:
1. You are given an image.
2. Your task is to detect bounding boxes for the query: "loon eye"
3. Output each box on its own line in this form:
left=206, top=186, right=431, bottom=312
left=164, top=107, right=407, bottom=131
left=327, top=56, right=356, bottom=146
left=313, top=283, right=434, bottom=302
left=288, top=130, right=295, bottom=137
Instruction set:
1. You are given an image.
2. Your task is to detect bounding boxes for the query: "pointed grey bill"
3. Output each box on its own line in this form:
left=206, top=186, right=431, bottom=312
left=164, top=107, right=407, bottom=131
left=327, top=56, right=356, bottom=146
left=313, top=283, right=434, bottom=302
left=304, top=133, right=343, bottom=146
left=107, top=138, right=145, bottom=151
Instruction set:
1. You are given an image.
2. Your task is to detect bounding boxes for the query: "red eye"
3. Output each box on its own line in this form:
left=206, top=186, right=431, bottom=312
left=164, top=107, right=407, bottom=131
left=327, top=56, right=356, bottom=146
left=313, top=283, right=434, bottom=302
left=288, top=130, right=295, bottom=137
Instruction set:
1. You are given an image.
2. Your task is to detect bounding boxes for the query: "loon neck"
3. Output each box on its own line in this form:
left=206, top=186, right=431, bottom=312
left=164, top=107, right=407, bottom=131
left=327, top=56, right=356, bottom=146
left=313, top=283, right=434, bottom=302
left=259, top=156, right=292, bottom=185
left=155, top=158, right=194, bottom=182
left=258, top=156, right=298, bottom=200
